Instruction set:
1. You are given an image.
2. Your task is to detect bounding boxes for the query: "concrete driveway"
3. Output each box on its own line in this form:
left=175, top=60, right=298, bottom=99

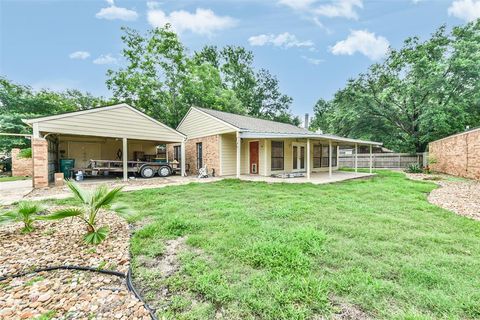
left=0, top=179, right=33, bottom=206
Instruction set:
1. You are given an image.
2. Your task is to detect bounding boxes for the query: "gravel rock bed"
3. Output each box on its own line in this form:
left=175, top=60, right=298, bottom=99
left=406, top=173, right=480, bottom=221
left=0, top=269, right=150, bottom=319
left=0, top=210, right=130, bottom=277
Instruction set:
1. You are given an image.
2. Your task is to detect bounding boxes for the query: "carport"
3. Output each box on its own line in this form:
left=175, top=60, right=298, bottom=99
left=23, top=103, right=186, bottom=188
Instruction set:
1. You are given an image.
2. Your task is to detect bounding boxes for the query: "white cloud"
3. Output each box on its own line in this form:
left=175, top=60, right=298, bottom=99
left=448, top=0, right=480, bottom=22
left=279, top=0, right=363, bottom=22
left=69, top=51, right=90, bottom=60
left=93, top=54, right=118, bottom=65
left=96, top=0, right=138, bottom=21
left=248, top=32, right=314, bottom=48
left=279, top=0, right=316, bottom=10
left=314, top=0, right=363, bottom=19
left=301, top=55, right=324, bottom=65
left=147, top=3, right=237, bottom=36
left=330, top=30, right=389, bottom=61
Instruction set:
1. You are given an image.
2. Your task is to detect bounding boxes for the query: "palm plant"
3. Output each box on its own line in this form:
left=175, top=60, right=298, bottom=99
left=45, top=180, right=129, bottom=244
left=0, top=201, right=44, bottom=233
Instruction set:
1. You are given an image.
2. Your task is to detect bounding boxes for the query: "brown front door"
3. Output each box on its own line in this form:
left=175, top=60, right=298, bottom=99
left=249, top=141, right=259, bottom=174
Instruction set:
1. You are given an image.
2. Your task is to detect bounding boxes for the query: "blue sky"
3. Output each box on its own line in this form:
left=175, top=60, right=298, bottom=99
left=1, top=0, right=478, bottom=116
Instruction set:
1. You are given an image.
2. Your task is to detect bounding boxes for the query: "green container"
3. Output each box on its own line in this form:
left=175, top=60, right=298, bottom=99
left=59, top=159, right=75, bottom=179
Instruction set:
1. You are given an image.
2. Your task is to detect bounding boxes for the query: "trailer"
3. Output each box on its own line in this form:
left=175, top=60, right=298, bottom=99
left=71, top=159, right=180, bottom=179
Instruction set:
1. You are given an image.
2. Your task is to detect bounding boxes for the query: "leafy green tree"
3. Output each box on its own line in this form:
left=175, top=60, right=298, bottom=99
left=315, top=20, right=480, bottom=152
left=0, top=77, right=110, bottom=152
left=194, top=46, right=298, bottom=124
left=309, top=98, right=333, bottom=133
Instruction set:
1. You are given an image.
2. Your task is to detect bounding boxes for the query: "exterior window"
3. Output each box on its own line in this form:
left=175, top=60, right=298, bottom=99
left=196, top=142, right=203, bottom=169
left=321, top=146, right=329, bottom=167
left=173, top=145, right=181, bottom=162
left=332, top=146, right=338, bottom=167
left=313, top=144, right=322, bottom=168
left=271, top=141, right=284, bottom=170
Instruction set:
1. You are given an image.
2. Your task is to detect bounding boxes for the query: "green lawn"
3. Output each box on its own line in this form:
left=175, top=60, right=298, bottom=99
left=120, top=170, right=480, bottom=320
left=0, top=175, right=30, bottom=182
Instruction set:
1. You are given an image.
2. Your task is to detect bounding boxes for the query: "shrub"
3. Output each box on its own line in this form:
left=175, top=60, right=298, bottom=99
left=0, top=201, right=44, bottom=233
left=18, top=148, right=32, bottom=159
left=405, top=163, right=423, bottom=173
left=44, top=180, right=131, bottom=244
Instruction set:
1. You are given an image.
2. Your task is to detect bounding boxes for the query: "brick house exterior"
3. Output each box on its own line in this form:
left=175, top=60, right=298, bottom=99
left=168, top=135, right=220, bottom=176
left=429, top=128, right=480, bottom=180
left=11, top=148, right=33, bottom=177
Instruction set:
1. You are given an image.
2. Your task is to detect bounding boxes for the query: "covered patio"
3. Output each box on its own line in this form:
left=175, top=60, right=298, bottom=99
left=235, top=131, right=382, bottom=179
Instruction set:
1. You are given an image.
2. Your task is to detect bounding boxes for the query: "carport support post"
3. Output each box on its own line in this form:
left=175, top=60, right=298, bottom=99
left=369, top=144, right=373, bottom=173
left=354, top=143, right=358, bottom=172
left=328, top=140, right=332, bottom=178
left=122, top=138, right=128, bottom=181
left=236, top=131, right=241, bottom=178
left=181, top=140, right=186, bottom=176
left=306, top=138, right=311, bottom=180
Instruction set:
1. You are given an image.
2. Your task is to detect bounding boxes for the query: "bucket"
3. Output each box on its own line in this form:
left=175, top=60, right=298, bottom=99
left=75, top=171, right=84, bottom=181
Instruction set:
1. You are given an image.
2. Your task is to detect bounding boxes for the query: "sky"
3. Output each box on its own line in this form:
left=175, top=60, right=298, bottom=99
left=1, top=0, right=479, bottom=117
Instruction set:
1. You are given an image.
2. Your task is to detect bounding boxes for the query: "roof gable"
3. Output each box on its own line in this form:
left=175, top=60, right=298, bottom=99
left=194, top=107, right=310, bottom=135
left=25, top=103, right=185, bottom=142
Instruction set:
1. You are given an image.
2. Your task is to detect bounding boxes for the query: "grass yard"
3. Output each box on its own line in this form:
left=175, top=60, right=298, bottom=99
left=0, top=176, right=30, bottom=182
left=119, top=171, right=480, bottom=320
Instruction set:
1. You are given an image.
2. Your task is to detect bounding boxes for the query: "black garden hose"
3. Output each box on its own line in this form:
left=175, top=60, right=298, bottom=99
left=0, top=265, right=157, bottom=320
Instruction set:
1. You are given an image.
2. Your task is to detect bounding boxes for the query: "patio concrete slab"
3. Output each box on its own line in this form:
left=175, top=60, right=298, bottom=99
left=239, top=171, right=375, bottom=184
left=0, top=179, right=33, bottom=206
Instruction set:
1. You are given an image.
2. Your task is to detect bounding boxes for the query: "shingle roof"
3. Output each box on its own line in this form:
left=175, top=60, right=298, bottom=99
left=196, top=107, right=311, bottom=134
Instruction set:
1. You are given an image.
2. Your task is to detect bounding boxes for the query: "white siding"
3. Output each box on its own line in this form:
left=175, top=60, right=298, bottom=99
left=178, top=108, right=236, bottom=139
left=37, top=106, right=183, bottom=142
left=221, top=133, right=237, bottom=176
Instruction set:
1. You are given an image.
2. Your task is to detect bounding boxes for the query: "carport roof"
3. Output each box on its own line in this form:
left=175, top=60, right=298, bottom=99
left=23, top=103, right=185, bottom=142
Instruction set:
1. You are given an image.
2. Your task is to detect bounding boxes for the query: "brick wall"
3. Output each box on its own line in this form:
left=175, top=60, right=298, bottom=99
left=11, top=148, right=33, bottom=177
left=167, top=135, right=220, bottom=176
left=32, top=138, right=49, bottom=188
left=429, top=128, right=480, bottom=180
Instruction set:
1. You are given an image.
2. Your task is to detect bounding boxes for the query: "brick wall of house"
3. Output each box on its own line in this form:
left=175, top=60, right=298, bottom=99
left=429, top=128, right=480, bottom=180
left=167, top=135, right=220, bottom=176
left=11, top=148, right=33, bottom=177
left=32, top=138, right=49, bottom=188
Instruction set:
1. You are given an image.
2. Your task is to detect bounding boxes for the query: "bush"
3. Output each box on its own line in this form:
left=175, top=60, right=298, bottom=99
left=405, top=163, right=423, bottom=173
left=18, top=148, right=32, bottom=159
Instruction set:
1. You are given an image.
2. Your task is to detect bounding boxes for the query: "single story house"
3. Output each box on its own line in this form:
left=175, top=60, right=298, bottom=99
left=168, top=107, right=382, bottom=178
left=24, top=103, right=186, bottom=188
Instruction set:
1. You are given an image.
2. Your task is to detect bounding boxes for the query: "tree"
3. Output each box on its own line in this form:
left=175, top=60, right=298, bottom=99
left=0, top=77, right=110, bottom=152
left=309, top=98, right=333, bottom=133
left=194, top=46, right=298, bottom=124
left=315, top=20, right=480, bottom=152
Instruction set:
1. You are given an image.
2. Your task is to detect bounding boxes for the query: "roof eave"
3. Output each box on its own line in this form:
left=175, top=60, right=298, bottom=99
left=239, top=131, right=382, bottom=146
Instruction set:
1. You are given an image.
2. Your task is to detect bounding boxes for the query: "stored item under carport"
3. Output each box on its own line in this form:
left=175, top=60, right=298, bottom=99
left=73, top=159, right=178, bottom=179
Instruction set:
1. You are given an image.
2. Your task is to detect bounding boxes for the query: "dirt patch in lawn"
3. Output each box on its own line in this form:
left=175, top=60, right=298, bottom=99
left=406, top=173, right=480, bottom=221
left=322, top=296, right=371, bottom=320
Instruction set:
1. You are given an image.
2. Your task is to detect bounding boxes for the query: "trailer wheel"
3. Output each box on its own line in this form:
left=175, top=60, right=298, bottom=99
left=158, top=166, right=171, bottom=177
left=140, top=166, right=156, bottom=178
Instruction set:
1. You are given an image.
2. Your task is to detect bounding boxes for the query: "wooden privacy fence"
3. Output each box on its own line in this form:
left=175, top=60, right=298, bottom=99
left=339, top=153, right=427, bottom=169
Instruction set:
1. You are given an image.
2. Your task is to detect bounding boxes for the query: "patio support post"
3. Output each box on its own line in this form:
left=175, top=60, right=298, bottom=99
left=306, top=138, right=311, bottom=179
left=328, top=140, right=332, bottom=178
left=122, top=137, right=128, bottom=181
left=236, top=131, right=241, bottom=178
left=369, top=144, right=373, bottom=173
left=181, top=139, right=186, bottom=177
left=354, top=143, right=358, bottom=172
